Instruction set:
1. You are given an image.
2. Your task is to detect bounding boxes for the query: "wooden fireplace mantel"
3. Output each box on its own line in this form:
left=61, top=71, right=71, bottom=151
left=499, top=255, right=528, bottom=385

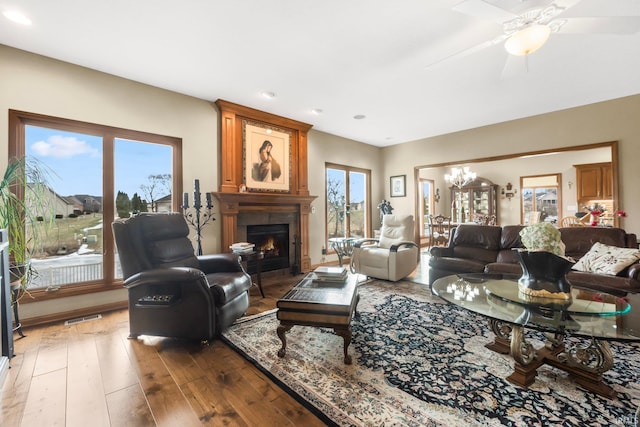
left=214, top=100, right=317, bottom=272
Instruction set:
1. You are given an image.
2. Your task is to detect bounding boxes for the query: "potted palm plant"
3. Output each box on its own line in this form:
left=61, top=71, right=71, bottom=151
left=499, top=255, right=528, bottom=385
left=0, top=156, right=55, bottom=300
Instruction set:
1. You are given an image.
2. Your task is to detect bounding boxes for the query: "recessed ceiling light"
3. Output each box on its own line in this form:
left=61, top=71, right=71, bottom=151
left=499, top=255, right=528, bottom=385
left=261, top=91, right=276, bottom=99
left=3, top=10, right=32, bottom=26
left=353, top=114, right=366, bottom=120
left=311, top=109, right=323, bottom=115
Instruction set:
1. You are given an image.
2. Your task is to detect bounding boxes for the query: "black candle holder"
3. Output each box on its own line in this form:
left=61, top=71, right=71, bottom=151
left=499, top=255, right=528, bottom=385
left=181, top=179, right=214, bottom=256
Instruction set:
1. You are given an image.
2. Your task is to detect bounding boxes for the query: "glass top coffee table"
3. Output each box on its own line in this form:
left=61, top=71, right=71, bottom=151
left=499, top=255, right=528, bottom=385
left=432, top=273, right=640, bottom=399
left=328, top=237, right=357, bottom=268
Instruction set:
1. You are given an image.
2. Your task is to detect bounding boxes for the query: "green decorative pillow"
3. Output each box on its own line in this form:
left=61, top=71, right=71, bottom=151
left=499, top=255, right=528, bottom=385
left=572, top=242, right=640, bottom=276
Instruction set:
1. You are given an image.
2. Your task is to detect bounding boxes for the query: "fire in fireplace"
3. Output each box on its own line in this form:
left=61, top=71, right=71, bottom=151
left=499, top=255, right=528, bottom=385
left=246, top=223, right=290, bottom=273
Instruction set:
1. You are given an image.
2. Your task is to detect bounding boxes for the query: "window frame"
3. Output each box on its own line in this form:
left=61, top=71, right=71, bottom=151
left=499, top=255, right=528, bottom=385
left=520, top=173, right=562, bottom=224
left=324, top=162, right=371, bottom=251
left=418, top=178, right=435, bottom=237
left=8, top=110, right=183, bottom=302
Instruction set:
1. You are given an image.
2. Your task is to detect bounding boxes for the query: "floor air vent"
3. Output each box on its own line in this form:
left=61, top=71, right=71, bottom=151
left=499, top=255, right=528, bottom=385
left=64, top=314, right=102, bottom=326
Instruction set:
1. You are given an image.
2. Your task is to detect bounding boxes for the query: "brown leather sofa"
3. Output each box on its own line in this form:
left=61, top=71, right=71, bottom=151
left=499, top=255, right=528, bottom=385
left=428, top=224, right=640, bottom=294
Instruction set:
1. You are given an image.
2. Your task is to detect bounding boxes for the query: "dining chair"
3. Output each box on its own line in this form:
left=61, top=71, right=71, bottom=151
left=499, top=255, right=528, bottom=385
left=525, top=211, right=541, bottom=225
left=429, top=214, right=452, bottom=247
left=560, top=216, right=585, bottom=227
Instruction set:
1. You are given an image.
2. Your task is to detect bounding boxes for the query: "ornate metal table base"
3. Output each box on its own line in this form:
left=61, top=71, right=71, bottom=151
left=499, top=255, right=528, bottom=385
left=328, top=237, right=356, bottom=267
left=486, top=319, right=616, bottom=399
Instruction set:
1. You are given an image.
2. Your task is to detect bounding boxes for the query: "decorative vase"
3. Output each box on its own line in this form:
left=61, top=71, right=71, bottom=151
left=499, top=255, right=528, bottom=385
left=513, top=250, right=575, bottom=300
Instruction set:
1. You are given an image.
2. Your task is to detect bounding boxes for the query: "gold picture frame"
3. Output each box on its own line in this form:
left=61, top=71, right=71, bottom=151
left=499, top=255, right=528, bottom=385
left=242, top=120, right=291, bottom=192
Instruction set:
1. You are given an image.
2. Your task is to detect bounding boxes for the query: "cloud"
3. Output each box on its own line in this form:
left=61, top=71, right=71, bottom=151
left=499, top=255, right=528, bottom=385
left=31, top=135, right=100, bottom=159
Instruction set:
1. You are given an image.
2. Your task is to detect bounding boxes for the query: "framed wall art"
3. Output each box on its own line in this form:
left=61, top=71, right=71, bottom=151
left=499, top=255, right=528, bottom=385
left=242, top=120, right=291, bottom=192
left=390, top=175, right=406, bottom=197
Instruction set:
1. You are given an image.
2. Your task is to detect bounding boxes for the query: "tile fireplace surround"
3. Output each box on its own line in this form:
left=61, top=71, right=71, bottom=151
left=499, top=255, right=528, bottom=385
left=213, top=192, right=316, bottom=272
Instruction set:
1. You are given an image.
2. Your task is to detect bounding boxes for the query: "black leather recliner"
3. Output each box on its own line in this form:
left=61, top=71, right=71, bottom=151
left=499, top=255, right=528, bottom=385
left=112, top=212, right=252, bottom=343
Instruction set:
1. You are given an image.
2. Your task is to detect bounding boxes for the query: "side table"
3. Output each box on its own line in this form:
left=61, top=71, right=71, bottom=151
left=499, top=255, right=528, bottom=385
left=239, top=251, right=265, bottom=298
left=328, top=237, right=356, bottom=267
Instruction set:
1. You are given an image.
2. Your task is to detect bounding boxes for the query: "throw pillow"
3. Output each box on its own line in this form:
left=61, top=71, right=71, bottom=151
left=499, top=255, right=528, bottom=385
left=572, top=242, right=640, bottom=276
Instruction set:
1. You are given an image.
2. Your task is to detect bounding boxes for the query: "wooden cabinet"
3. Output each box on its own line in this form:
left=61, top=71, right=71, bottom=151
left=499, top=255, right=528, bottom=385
left=450, top=177, right=498, bottom=224
left=575, top=162, right=612, bottom=202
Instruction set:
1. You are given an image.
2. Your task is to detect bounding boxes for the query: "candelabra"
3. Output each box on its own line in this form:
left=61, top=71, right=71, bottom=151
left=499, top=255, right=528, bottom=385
left=181, top=179, right=214, bottom=256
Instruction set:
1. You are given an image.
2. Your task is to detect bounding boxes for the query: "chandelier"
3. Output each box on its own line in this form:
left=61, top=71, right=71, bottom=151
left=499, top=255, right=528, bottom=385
left=445, top=167, right=476, bottom=188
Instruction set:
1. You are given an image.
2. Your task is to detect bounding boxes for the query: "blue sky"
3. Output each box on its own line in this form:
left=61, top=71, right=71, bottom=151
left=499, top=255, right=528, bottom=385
left=327, top=168, right=365, bottom=203
left=26, top=125, right=172, bottom=198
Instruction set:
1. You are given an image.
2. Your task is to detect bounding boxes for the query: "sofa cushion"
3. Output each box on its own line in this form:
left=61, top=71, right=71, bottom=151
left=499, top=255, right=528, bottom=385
left=559, top=227, right=628, bottom=260
left=500, top=225, right=525, bottom=249
left=496, top=225, right=525, bottom=263
left=429, top=256, right=487, bottom=273
left=496, top=249, right=521, bottom=264
left=452, top=224, right=502, bottom=249
left=484, top=262, right=522, bottom=275
left=453, top=246, right=498, bottom=264
left=572, top=242, right=640, bottom=276
left=449, top=225, right=502, bottom=264
left=378, top=215, right=414, bottom=249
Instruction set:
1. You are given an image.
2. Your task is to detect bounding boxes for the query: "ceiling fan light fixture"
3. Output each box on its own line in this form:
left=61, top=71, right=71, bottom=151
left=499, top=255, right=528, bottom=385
left=504, top=24, right=551, bottom=56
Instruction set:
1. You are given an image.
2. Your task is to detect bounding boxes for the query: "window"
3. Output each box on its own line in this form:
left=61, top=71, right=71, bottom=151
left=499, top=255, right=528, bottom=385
left=9, top=110, right=182, bottom=300
left=418, top=178, right=435, bottom=237
left=325, top=164, right=370, bottom=248
left=521, top=174, right=561, bottom=225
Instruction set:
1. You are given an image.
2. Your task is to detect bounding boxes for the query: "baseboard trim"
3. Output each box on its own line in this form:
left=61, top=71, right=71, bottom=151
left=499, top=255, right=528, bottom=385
left=20, top=301, right=128, bottom=328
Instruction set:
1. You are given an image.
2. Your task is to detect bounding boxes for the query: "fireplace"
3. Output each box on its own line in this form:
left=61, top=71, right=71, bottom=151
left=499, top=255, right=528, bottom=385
left=213, top=100, right=316, bottom=272
left=246, top=223, right=290, bottom=273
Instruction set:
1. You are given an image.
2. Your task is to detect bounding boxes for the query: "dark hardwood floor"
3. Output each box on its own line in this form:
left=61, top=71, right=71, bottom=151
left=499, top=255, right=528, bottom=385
left=1, top=254, right=430, bottom=427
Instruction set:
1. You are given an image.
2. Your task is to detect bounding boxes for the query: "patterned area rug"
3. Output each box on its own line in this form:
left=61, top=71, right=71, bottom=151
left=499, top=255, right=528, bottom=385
left=222, top=280, right=640, bottom=426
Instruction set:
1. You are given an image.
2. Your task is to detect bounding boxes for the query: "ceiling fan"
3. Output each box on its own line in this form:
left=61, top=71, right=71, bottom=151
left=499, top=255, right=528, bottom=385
left=425, top=0, right=640, bottom=70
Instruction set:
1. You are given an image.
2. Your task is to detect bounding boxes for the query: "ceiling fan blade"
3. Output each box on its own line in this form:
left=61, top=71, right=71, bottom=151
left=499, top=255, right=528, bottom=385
left=554, top=17, right=640, bottom=34
left=457, top=0, right=583, bottom=17
left=452, top=0, right=517, bottom=23
left=500, top=54, right=526, bottom=80
left=424, top=34, right=507, bottom=70
left=551, top=0, right=584, bottom=12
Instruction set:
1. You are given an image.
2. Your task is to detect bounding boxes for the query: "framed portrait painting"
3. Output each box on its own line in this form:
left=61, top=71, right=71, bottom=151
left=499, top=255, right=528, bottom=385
left=390, top=175, right=406, bottom=197
left=243, top=120, right=291, bottom=192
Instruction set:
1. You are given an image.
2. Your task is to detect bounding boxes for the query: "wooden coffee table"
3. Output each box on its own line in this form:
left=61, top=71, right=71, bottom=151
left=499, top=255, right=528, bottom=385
left=276, top=273, right=359, bottom=364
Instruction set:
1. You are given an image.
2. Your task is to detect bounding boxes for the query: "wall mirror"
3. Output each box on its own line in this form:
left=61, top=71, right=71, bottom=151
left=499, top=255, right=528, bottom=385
left=414, top=141, right=618, bottom=240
